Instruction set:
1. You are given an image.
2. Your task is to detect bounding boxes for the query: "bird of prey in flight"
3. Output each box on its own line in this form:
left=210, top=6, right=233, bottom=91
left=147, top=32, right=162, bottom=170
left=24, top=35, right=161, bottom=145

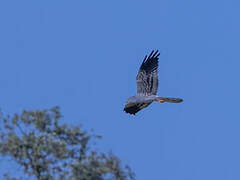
left=124, top=50, right=183, bottom=115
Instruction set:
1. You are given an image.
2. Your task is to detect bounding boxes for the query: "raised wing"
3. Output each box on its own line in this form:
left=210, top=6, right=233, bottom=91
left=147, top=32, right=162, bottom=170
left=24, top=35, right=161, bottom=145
left=136, top=50, right=160, bottom=96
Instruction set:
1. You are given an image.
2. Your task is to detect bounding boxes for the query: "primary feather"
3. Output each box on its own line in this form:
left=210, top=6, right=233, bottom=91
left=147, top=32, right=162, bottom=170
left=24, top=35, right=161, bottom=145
left=136, top=50, right=160, bottom=96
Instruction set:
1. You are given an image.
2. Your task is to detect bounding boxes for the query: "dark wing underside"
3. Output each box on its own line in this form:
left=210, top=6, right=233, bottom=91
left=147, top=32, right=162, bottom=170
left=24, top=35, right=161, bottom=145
left=136, top=50, right=160, bottom=96
left=124, top=102, right=152, bottom=115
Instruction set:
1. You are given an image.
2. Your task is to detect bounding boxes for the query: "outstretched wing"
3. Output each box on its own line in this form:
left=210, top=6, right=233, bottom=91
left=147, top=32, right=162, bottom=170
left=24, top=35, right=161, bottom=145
left=124, top=102, right=152, bottom=115
left=136, top=50, right=160, bottom=96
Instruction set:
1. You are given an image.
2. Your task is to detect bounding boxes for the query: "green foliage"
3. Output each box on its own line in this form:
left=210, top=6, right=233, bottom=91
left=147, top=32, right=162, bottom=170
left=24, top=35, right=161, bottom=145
left=0, top=107, right=134, bottom=180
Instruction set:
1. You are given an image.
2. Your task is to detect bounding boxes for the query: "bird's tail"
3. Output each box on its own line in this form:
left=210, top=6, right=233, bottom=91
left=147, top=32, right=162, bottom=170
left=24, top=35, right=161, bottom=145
left=155, top=97, right=183, bottom=103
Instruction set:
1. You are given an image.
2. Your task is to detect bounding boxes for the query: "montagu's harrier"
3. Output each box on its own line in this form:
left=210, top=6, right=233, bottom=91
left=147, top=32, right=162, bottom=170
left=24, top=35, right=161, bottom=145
left=124, top=50, right=183, bottom=115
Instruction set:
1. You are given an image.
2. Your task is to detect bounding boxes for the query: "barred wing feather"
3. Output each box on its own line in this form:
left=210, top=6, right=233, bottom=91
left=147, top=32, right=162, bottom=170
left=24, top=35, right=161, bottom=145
left=136, top=50, right=160, bottom=96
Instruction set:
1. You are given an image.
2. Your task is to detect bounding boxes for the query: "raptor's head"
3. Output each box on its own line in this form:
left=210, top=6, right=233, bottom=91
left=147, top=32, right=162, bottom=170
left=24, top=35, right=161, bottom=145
left=126, top=96, right=138, bottom=104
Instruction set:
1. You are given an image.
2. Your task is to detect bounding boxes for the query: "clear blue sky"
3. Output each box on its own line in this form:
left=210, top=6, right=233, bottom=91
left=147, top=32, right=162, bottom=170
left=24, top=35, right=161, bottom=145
left=0, top=0, right=240, bottom=179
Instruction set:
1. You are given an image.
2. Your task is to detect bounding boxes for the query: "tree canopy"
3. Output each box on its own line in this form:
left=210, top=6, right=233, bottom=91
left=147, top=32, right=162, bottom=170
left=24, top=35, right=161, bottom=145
left=0, top=107, right=134, bottom=180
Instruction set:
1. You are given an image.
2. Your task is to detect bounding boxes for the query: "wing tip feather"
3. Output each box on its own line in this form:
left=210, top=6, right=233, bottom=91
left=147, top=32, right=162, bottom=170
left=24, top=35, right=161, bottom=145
left=145, top=49, right=160, bottom=61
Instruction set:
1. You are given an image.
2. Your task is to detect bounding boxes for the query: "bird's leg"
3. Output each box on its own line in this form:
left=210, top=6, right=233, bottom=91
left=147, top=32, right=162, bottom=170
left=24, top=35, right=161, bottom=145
left=157, top=99, right=165, bottom=103
left=155, top=97, right=183, bottom=103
